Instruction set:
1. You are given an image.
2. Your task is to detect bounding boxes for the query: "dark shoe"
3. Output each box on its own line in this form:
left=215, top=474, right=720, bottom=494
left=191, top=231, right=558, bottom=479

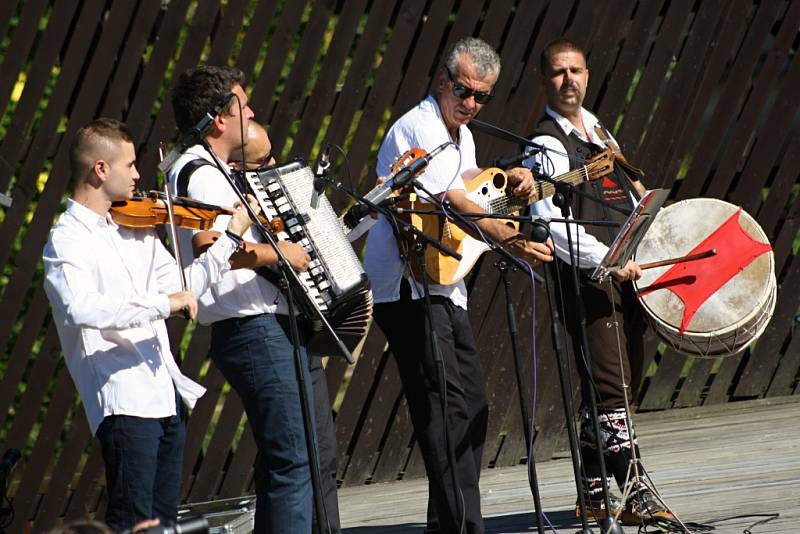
left=619, top=486, right=675, bottom=525
left=574, top=491, right=623, bottom=520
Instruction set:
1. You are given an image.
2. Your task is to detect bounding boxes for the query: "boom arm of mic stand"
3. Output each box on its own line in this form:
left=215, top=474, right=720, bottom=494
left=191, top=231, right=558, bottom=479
left=197, top=141, right=356, bottom=364
left=404, top=210, right=621, bottom=229
left=444, top=203, right=545, bottom=284
left=318, top=174, right=463, bottom=261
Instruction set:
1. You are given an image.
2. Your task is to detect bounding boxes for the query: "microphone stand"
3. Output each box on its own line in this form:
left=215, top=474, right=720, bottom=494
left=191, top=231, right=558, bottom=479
left=538, top=171, right=624, bottom=534
left=197, top=141, right=330, bottom=534
left=405, top=180, right=623, bottom=533
left=403, top=180, right=471, bottom=533
left=494, top=256, right=545, bottom=534
left=432, top=208, right=607, bottom=534
left=408, top=179, right=554, bottom=532
left=536, top=217, right=594, bottom=534
left=470, top=116, right=626, bottom=532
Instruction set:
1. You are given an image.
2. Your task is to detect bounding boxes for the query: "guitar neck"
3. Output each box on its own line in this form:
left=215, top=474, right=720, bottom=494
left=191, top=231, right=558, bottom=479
left=487, top=165, right=590, bottom=215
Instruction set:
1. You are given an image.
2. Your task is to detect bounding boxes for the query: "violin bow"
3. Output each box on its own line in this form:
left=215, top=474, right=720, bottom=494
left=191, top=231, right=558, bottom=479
left=159, top=141, right=191, bottom=320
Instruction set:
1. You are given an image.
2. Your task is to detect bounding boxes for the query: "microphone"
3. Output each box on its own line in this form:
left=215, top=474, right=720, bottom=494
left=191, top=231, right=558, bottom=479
left=530, top=218, right=550, bottom=243
left=493, top=147, right=538, bottom=169
left=342, top=141, right=450, bottom=229
left=158, top=92, right=235, bottom=173
left=310, top=143, right=331, bottom=209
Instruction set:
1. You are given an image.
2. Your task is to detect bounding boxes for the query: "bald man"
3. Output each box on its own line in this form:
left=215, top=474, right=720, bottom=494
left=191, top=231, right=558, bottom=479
left=229, top=121, right=276, bottom=170
left=43, top=118, right=254, bottom=531
left=226, top=122, right=344, bottom=534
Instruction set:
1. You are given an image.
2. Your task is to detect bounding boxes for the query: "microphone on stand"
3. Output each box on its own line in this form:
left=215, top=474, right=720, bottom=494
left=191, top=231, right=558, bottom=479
left=492, top=147, right=539, bottom=169
left=158, top=92, right=235, bottom=173
left=310, top=143, right=331, bottom=209
left=342, top=141, right=450, bottom=229
left=530, top=218, right=551, bottom=244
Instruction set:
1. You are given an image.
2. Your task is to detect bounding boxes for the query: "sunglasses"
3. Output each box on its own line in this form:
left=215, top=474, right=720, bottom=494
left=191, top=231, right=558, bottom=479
left=445, top=68, right=493, bottom=104
left=241, top=154, right=276, bottom=171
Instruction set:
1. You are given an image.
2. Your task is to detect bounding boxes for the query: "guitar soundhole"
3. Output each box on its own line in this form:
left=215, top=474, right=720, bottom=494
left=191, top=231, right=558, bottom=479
left=492, top=172, right=506, bottom=190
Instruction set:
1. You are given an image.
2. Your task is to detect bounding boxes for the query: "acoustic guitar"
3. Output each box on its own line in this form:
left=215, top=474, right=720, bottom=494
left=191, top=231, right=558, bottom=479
left=397, top=148, right=614, bottom=285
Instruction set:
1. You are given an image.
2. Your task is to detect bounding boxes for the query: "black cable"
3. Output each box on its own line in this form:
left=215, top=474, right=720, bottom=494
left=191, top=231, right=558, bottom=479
left=326, top=143, right=353, bottom=191
left=632, top=509, right=780, bottom=533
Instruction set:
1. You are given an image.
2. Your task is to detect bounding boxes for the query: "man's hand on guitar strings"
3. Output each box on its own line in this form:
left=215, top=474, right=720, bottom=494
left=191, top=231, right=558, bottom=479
left=506, top=166, right=535, bottom=199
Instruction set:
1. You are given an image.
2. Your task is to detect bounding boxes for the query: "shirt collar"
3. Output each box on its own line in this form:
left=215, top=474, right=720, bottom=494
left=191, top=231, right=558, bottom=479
left=66, top=198, right=117, bottom=231
left=186, top=143, right=217, bottom=162
left=545, top=105, right=601, bottom=142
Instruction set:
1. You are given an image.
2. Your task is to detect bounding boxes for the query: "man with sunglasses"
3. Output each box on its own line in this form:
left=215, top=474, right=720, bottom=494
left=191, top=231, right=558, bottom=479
left=166, top=66, right=317, bottom=533
left=363, top=37, right=553, bottom=533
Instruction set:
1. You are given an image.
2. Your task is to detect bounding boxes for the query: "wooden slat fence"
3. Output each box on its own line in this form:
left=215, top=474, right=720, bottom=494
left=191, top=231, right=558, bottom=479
left=0, top=1, right=797, bottom=531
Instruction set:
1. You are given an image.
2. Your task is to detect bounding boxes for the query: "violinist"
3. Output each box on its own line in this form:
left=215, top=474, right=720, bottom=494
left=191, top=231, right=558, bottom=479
left=167, top=66, right=315, bottom=534
left=42, top=118, right=255, bottom=532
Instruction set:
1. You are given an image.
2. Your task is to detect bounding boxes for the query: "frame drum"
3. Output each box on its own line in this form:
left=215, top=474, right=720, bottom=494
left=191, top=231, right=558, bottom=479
left=634, top=198, right=775, bottom=357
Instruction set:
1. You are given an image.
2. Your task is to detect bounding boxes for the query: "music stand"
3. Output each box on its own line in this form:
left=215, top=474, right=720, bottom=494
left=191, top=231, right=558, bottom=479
left=590, top=189, right=670, bottom=281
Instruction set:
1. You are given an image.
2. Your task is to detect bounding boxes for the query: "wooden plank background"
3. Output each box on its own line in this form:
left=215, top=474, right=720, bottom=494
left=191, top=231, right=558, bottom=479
left=0, top=1, right=797, bottom=530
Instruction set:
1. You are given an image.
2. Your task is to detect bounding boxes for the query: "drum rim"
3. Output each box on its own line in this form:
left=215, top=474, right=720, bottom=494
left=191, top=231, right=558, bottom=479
left=654, top=275, right=777, bottom=358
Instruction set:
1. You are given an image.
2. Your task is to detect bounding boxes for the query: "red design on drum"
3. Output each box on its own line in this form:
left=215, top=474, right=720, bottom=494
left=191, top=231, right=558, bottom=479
left=638, top=207, right=772, bottom=334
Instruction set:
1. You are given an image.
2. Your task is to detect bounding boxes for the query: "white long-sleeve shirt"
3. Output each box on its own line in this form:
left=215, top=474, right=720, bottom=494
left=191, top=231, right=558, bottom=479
left=167, top=145, right=289, bottom=322
left=525, top=106, right=630, bottom=269
left=43, top=199, right=239, bottom=435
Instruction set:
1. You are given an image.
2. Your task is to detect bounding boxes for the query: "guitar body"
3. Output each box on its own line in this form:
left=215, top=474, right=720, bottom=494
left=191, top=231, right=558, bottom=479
left=401, top=169, right=522, bottom=285
left=403, top=198, right=467, bottom=283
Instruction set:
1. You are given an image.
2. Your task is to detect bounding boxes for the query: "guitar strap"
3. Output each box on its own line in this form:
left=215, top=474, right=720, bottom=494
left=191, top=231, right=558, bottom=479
left=593, top=125, right=647, bottom=197
left=176, top=158, right=213, bottom=198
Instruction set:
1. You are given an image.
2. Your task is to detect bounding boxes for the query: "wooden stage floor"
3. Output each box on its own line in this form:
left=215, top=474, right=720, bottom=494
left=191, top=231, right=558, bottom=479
left=338, top=396, right=800, bottom=533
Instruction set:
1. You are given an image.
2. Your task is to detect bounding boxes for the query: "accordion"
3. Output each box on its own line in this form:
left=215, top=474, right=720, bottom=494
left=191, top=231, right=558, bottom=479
left=240, top=161, right=372, bottom=361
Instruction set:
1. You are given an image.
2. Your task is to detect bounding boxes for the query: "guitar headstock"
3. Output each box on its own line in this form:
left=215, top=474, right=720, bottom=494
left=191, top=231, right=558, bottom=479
left=586, top=148, right=615, bottom=181
left=391, top=147, right=427, bottom=175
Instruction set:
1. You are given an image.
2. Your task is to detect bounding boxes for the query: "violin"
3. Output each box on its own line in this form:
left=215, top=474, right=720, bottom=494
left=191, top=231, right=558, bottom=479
left=110, top=191, right=231, bottom=230
left=110, top=191, right=283, bottom=233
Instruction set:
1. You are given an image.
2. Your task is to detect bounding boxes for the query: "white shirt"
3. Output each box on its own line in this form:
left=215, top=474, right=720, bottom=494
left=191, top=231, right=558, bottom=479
left=43, top=200, right=239, bottom=435
left=363, top=95, right=475, bottom=309
left=167, top=145, right=288, bottom=323
left=526, top=106, right=628, bottom=269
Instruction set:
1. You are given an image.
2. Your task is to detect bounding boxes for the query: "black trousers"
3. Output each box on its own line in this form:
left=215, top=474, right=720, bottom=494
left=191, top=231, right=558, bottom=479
left=374, top=281, right=488, bottom=534
left=310, top=356, right=341, bottom=533
left=557, top=261, right=645, bottom=410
